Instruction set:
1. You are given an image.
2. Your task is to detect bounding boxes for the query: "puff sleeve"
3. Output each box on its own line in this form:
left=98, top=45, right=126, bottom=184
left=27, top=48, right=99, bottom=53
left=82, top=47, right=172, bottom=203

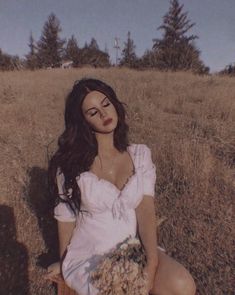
left=141, top=144, right=157, bottom=197
left=53, top=167, right=76, bottom=222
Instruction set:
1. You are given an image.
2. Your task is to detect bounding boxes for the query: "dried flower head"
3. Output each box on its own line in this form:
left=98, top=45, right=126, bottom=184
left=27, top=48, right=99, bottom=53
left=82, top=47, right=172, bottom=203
left=90, top=236, right=148, bottom=295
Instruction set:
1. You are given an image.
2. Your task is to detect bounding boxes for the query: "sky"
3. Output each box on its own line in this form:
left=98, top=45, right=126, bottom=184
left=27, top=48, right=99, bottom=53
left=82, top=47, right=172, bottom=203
left=0, top=0, right=235, bottom=72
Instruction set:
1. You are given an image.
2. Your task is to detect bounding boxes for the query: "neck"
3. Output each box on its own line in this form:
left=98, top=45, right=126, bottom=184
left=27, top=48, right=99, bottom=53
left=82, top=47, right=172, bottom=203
left=95, top=132, right=117, bottom=158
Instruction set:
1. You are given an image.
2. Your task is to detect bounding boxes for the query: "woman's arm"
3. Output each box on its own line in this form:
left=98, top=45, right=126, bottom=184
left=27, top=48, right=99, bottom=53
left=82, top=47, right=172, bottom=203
left=58, top=220, right=76, bottom=259
left=44, top=220, right=75, bottom=282
left=135, top=195, right=158, bottom=266
left=135, top=195, right=158, bottom=291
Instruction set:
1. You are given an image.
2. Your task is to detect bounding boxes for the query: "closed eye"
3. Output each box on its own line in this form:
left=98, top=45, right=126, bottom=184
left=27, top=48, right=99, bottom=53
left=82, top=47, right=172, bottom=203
left=90, top=111, right=97, bottom=117
left=90, top=102, right=110, bottom=117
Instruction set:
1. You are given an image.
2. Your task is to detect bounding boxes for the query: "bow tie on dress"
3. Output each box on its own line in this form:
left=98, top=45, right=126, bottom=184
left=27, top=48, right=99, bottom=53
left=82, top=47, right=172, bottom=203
left=111, top=197, right=129, bottom=222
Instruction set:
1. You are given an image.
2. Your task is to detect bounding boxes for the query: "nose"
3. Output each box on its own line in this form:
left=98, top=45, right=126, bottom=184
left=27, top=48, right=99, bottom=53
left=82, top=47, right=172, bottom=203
left=99, top=108, right=107, bottom=118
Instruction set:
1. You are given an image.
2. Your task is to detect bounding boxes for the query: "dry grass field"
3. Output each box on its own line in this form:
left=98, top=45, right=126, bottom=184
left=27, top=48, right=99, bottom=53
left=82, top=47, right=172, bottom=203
left=0, top=68, right=234, bottom=295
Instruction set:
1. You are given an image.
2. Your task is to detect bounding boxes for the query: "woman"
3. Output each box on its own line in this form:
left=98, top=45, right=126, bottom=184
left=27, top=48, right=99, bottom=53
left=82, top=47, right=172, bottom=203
left=45, top=78, right=196, bottom=295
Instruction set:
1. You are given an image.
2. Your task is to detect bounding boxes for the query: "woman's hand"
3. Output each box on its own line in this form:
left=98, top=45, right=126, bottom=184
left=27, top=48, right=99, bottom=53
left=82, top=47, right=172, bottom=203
left=143, top=261, right=158, bottom=293
left=44, top=262, right=63, bottom=283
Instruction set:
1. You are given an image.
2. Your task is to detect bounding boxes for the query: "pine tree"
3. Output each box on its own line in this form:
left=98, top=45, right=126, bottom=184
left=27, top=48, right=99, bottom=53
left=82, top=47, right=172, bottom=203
left=79, top=38, right=110, bottom=68
left=37, top=13, right=65, bottom=68
left=0, top=49, right=13, bottom=70
left=139, top=49, right=157, bottom=69
left=220, top=63, right=235, bottom=76
left=153, top=0, right=207, bottom=73
left=25, top=32, right=38, bottom=69
left=0, top=49, right=22, bottom=70
left=119, top=32, right=138, bottom=68
left=89, top=38, right=99, bottom=50
left=64, top=35, right=80, bottom=66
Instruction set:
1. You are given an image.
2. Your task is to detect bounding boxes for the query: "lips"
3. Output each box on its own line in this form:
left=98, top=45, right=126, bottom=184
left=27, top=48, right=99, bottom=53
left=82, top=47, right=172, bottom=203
left=103, top=118, right=113, bottom=126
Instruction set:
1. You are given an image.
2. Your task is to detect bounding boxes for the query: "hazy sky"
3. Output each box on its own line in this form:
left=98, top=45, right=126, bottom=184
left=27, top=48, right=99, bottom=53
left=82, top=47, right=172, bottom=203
left=1, top=0, right=235, bottom=72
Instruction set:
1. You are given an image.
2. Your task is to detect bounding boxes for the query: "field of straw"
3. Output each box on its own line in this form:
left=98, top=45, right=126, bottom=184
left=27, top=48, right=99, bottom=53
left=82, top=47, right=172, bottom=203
left=0, top=68, right=234, bottom=295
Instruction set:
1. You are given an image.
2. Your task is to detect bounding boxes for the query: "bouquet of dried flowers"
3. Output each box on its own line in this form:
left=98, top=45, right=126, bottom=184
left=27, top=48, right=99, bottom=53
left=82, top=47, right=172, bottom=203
left=90, top=236, right=148, bottom=295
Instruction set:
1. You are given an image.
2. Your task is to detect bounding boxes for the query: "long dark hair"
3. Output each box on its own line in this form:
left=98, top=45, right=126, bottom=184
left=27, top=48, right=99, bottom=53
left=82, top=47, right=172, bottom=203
left=48, top=78, right=130, bottom=216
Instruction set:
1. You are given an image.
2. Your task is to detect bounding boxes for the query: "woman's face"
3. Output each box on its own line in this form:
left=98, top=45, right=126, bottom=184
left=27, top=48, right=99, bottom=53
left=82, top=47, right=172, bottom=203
left=81, top=90, right=118, bottom=133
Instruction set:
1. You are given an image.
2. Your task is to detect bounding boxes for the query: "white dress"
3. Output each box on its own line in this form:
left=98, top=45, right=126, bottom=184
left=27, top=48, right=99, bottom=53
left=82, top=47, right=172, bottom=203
left=54, top=143, right=165, bottom=295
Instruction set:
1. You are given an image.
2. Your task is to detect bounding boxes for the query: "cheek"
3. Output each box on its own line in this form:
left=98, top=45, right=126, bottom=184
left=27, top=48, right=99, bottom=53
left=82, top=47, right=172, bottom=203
left=85, top=115, right=101, bottom=128
left=110, top=105, right=118, bottom=117
left=83, top=115, right=95, bottom=127
left=86, top=116, right=96, bottom=125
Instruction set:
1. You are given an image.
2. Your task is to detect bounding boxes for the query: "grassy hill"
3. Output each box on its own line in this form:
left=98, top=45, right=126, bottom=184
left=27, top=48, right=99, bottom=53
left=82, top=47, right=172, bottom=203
left=0, top=68, right=234, bottom=294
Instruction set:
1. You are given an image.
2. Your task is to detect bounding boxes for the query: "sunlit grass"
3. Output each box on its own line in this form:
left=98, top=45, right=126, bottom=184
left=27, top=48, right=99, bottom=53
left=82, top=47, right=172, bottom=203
left=0, top=68, right=234, bottom=294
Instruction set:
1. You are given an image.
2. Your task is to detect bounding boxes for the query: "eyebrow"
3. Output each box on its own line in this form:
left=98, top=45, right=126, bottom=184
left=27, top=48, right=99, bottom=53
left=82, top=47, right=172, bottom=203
left=85, top=96, right=108, bottom=114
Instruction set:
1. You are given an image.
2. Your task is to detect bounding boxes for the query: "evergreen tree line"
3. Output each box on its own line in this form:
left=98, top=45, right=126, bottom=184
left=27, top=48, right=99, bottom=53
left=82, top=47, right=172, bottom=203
left=219, top=63, right=235, bottom=76
left=0, top=49, right=22, bottom=71
left=4, top=0, right=232, bottom=74
left=25, top=13, right=110, bottom=70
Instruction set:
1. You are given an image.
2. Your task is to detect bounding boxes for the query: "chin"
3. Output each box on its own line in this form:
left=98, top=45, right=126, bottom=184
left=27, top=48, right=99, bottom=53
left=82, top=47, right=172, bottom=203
left=99, top=124, right=117, bottom=134
left=103, top=126, right=116, bottom=133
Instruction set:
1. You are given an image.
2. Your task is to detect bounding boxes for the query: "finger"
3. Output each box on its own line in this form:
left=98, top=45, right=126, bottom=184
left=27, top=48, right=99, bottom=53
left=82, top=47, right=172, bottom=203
left=45, top=275, right=60, bottom=283
left=47, top=269, right=60, bottom=276
left=50, top=276, right=64, bottom=284
left=50, top=278, right=60, bottom=283
left=44, top=274, right=55, bottom=281
left=44, top=273, right=58, bottom=281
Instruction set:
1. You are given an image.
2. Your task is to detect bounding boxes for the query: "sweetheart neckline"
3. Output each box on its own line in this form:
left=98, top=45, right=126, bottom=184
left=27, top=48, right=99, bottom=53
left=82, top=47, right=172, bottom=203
left=80, top=144, right=137, bottom=193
